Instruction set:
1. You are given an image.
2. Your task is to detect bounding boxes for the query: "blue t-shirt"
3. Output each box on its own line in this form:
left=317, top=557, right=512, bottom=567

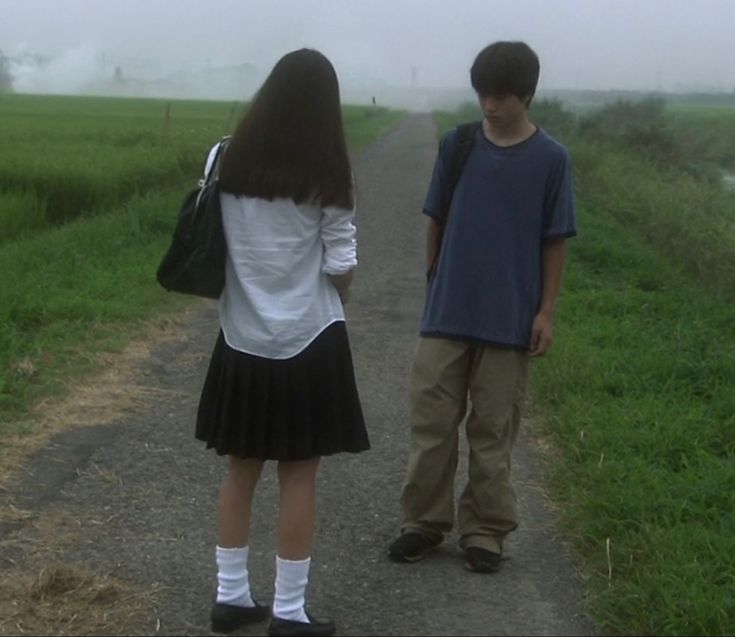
left=421, top=125, right=577, bottom=349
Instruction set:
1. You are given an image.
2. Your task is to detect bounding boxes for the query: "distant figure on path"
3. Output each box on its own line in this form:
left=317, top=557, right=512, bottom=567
left=388, top=41, right=577, bottom=573
left=195, top=48, right=369, bottom=637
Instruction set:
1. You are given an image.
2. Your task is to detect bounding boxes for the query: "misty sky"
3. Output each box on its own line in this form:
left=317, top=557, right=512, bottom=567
left=2, top=0, right=735, bottom=93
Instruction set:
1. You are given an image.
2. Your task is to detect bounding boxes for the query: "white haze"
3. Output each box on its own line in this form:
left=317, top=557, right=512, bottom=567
left=1, top=0, right=735, bottom=108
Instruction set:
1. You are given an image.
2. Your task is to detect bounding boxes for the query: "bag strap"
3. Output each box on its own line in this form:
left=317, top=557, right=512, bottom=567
left=200, top=135, right=232, bottom=187
left=445, top=121, right=480, bottom=215
left=195, top=136, right=231, bottom=208
left=428, top=121, right=480, bottom=280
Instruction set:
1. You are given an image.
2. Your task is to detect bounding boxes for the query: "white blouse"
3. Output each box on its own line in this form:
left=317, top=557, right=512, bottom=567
left=218, top=194, right=356, bottom=359
left=202, top=144, right=357, bottom=359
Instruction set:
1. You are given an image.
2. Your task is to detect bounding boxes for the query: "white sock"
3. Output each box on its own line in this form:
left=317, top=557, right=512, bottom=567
left=273, top=556, right=310, bottom=622
left=216, top=545, right=255, bottom=607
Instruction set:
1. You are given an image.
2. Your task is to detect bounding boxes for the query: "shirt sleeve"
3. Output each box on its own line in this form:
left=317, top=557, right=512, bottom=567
left=543, top=148, right=578, bottom=240
left=320, top=204, right=357, bottom=275
left=422, top=130, right=455, bottom=223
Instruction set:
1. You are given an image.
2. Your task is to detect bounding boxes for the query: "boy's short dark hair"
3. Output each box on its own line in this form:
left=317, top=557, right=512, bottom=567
left=470, top=41, right=540, bottom=104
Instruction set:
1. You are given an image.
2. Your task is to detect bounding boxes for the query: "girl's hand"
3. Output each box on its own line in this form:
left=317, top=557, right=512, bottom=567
left=328, top=270, right=353, bottom=304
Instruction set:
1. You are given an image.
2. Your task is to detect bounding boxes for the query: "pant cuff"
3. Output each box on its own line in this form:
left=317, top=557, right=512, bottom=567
left=400, top=524, right=444, bottom=544
left=459, top=534, right=503, bottom=554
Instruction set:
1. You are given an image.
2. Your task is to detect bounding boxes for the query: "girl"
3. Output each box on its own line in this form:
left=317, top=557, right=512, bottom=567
left=195, top=49, right=369, bottom=637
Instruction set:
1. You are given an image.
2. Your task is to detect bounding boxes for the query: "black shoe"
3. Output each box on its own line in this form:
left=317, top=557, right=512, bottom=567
left=211, top=601, right=270, bottom=633
left=465, top=546, right=503, bottom=573
left=388, top=532, right=442, bottom=563
left=268, top=612, right=336, bottom=636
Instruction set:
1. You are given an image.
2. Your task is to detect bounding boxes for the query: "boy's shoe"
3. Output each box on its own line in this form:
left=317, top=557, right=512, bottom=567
left=210, top=601, right=270, bottom=633
left=388, top=532, right=442, bottom=563
left=268, top=612, right=336, bottom=636
left=464, top=546, right=503, bottom=573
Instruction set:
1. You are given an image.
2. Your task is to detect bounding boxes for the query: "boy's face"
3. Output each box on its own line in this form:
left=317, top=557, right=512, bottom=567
left=478, top=93, right=529, bottom=128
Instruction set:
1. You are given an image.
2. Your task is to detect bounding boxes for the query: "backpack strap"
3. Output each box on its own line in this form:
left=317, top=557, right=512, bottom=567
left=444, top=120, right=480, bottom=218
left=428, top=121, right=480, bottom=281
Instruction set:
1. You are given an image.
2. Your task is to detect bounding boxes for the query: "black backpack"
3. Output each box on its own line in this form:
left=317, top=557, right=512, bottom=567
left=156, top=137, right=230, bottom=299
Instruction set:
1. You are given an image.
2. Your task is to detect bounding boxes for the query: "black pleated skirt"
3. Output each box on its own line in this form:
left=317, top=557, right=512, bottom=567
left=195, top=321, right=369, bottom=461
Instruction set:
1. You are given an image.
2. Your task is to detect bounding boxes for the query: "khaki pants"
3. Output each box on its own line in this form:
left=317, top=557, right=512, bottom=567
left=400, top=337, right=529, bottom=554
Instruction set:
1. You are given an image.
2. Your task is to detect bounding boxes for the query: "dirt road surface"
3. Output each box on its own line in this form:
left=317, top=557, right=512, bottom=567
left=0, top=114, right=596, bottom=636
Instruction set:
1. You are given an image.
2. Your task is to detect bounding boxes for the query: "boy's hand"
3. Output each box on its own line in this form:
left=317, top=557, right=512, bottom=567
left=529, top=311, right=554, bottom=357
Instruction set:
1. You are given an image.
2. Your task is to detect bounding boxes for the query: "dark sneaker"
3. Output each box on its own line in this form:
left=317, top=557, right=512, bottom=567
left=211, top=601, right=270, bottom=633
left=388, top=532, right=442, bottom=563
left=268, top=612, right=336, bottom=636
left=465, top=546, right=503, bottom=573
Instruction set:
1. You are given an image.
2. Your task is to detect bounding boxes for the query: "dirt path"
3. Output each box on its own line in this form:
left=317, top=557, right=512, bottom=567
left=0, top=114, right=596, bottom=636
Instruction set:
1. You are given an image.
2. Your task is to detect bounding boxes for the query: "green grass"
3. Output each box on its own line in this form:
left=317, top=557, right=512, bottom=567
left=0, top=186, right=192, bottom=431
left=570, top=140, right=735, bottom=299
left=0, top=94, right=403, bottom=241
left=0, top=94, right=403, bottom=435
left=0, top=191, right=47, bottom=240
left=343, top=104, right=402, bottom=150
left=0, top=94, right=242, bottom=240
left=666, top=104, right=735, bottom=169
left=533, top=204, right=735, bottom=636
left=434, top=105, right=735, bottom=635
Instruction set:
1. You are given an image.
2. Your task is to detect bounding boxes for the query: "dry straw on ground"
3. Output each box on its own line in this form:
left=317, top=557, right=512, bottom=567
left=0, top=564, right=158, bottom=636
left=0, top=315, right=194, bottom=635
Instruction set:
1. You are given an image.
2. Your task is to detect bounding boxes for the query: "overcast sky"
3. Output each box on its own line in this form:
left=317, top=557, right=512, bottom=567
left=2, top=0, right=735, bottom=93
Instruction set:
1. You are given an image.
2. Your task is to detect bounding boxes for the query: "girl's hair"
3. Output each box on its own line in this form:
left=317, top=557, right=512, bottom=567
left=219, top=48, right=354, bottom=209
left=470, top=41, right=540, bottom=106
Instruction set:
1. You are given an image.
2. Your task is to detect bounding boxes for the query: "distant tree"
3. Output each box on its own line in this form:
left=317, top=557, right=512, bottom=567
left=0, top=49, right=13, bottom=92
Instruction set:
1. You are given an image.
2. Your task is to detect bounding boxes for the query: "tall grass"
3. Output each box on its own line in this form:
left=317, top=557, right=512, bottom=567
left=533, top=203, right=735, bottom=636
left=0, top=95, right=402, bottom=243
left=572, top=141, right=735, bottom=298
left=0, top=186, right=191, bottom=427
left=434, top=100, right=735, bottom=635
left=0, top=191, right=46, bottom=240
left=0, top=94, right=243, bottom=242
left=667, top=104, right=735, bottom=170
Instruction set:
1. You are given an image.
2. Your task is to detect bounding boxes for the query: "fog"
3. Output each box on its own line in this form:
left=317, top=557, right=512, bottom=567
left=2, top=0, right=734, bottom=108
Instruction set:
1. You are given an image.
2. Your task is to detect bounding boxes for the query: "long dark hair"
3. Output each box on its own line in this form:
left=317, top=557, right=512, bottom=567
left=219, top=49, right=354, bottom=209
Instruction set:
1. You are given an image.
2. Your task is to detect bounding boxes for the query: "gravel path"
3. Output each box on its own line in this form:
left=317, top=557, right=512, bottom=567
left=1, top=114, right=596, bottom=636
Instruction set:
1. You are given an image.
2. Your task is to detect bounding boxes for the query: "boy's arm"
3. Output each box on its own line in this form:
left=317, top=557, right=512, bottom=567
left=426, top=218, right=443, bottom=278
left=529, top=237, right=567, bottom=357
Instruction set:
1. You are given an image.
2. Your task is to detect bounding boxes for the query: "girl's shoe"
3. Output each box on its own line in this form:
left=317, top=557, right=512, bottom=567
left=211, top=601, right=270, bottom=633
left=267, top=612, right=336, bottom=636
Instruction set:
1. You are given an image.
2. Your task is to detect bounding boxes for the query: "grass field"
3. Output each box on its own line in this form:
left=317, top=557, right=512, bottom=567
left=0, top=93, right=403, bottom=438
left=0, top=94, right=400, bottom=241
left=666, top=104, right=735, bottom=171
left=436, top=100, right=735, bottom=635
left=0, top=95, right=237, bottom=241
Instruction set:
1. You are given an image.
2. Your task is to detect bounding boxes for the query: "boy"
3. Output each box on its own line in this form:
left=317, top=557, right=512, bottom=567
left=388, top=41, right=577, bottom=573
